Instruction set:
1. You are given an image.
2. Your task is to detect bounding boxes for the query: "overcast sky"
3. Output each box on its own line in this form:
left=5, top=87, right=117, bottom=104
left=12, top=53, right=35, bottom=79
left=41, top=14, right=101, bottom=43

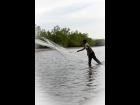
left=35, top=0, right=105, bottom=39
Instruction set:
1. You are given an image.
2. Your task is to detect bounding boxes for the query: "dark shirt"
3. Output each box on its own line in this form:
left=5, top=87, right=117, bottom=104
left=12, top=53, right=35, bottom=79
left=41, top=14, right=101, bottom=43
left=84, top=43, right=94, bottom=56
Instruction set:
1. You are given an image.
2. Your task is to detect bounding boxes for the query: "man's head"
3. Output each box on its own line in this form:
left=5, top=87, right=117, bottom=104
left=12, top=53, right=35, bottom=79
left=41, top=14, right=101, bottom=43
left=82, top=40, right=87, bottom=44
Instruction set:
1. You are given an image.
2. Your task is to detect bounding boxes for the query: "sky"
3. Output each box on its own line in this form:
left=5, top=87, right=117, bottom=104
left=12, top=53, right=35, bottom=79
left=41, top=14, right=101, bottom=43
left=35, top=0, right=105, bottom=39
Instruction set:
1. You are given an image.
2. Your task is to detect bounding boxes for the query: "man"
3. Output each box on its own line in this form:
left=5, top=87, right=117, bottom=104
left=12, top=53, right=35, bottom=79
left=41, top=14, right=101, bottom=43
left=77, top=40, right=102, bottom=67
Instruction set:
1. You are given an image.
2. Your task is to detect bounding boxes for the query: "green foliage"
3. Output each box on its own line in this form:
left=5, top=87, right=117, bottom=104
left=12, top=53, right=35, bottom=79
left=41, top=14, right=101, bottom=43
left=94, top=39, right=105, bottom=46
left=37, top=25, right=97, bottom=47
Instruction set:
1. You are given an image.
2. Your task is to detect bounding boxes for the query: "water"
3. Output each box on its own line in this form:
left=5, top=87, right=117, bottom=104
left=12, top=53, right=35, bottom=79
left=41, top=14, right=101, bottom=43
left=35, top=46, right=105, bottom=105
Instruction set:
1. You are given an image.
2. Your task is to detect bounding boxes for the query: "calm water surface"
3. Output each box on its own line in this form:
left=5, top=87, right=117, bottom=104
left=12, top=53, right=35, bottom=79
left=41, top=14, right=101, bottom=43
left=35, top=47, right=105, bottom=105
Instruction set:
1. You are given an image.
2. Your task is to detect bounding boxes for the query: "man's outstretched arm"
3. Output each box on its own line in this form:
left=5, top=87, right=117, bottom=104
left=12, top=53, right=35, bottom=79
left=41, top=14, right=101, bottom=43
left=77, top=47, right=85, bottom=52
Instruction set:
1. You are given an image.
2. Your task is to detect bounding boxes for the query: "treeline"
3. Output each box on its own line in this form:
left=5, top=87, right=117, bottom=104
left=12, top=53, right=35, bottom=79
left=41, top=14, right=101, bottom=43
left=94, top=39, right=105, bottom=46
left=36, top=25, right=104, bottom=47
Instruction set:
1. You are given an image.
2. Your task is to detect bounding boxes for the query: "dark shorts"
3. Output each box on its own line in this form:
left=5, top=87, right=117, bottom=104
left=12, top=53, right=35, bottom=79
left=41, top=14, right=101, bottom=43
left=88, top=52, right=101, bottom=65
left=88, top=52, right=95, bottom=57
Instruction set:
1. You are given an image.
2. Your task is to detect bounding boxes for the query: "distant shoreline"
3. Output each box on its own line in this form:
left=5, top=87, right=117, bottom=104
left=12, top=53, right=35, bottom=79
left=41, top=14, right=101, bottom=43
left=35, top=46, right=105, bottom=52
left=36, top=45, right=105, bottom=49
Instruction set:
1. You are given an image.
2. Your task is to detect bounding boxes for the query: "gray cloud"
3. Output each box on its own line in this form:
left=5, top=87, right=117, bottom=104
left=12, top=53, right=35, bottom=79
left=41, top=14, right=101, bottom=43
left=46, top=3, right=92, bottom=16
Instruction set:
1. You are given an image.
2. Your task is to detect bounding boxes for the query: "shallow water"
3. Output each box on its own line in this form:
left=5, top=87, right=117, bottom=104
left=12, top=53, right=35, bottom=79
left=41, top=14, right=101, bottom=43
left=35, top=47, right=105, bottom=105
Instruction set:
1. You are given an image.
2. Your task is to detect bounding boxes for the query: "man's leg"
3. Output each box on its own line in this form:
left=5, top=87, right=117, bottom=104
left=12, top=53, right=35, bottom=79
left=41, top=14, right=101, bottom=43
left=92, top=53, right=102, bottom=64
left=88, top=55, right=92, bottom=67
